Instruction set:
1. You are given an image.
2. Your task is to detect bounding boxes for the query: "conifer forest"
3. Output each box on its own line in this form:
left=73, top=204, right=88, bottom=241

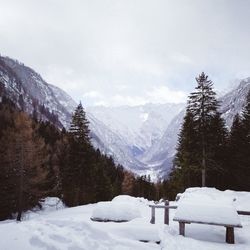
left=1, top=72, right=249, bottom=221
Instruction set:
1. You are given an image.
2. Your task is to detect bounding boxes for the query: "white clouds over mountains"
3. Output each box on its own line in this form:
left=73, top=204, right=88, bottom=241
left=0, top=0, right=250, bottom=106
left=83, top=86, right=186, bottom=106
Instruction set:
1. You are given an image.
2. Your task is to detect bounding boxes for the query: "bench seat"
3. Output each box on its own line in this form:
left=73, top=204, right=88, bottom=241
left=173, top=202, right=242, bottom=244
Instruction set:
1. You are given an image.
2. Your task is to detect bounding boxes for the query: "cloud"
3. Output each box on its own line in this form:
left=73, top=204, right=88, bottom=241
left=82, top=86, right=186, bottom=106
left=171, top=53, right=193, bottom=65
left=83, top=91, right=103, bottom=99
left=0, top=0, right=250, bottom=106
left=146, top=86, right=187, bottom=104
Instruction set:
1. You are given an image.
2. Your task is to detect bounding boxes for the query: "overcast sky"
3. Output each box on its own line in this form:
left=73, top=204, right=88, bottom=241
left=0, top=0, right=250, bottom=106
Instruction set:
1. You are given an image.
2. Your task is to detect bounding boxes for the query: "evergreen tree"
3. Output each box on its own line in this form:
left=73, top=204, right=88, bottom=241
left=173, top=73, right=227, bottom=189
left=174, top=111, right=200, bottom=189
left=228, top=91, right=250, bottom=190
left=187, top=72, right=220, bottom=186
left=205, top=112, right=228, bottom=188
left=227, top=114, right=245, bottom=189
left=69, top=102, right=90, bottom=144
left=61, top=102, right=91, bottom=206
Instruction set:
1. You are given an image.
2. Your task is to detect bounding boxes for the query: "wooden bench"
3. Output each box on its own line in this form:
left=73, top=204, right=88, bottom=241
left=173, top=218, right=242, bottom=244
left=173, top=202, right=242, bottom=244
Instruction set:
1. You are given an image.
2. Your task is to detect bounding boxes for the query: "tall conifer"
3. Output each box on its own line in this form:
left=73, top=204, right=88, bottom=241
left=174, top=72, right=227, bottom=188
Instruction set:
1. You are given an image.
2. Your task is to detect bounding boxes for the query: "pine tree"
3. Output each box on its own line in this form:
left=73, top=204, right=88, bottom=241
left=173, top=73, right=227, bottom=189
left=187, top=72, right=220, bottom=186
left=61, top=102, right=91, bottom=206
left=69, top=102, right=90, bottom=144
left=227, top=114, right=244, bottom=189
left=205, top=112, right=228, bottom=188
left=174, top=111, right=200, bottom=189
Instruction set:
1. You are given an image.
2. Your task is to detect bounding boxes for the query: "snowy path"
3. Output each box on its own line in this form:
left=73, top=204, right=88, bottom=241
left=0, top=189, right=250, bottom=250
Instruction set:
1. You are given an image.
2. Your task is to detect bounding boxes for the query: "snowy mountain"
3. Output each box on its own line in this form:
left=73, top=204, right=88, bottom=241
left=86, top=104, right=184, bottom=179
left=87, top=103, right=184, bottom=157
left=0, top=55, right=144, bottom=172
left=143, top=78, right=250, bottom=179
left=220, top=78, right=250, bottom=127
left=1, top=55, right=249, bottom=179
left=87, top=113, right=146, bottom=172
left=0, top=56, right=74, bottom=128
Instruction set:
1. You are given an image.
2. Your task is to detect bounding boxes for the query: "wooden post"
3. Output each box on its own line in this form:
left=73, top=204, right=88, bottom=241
left=179, top=222, right=185, bottom=236
left=164, top=200, right=169, bottom=225
left=150, top=207, right=155, bottom=224
left=226, top=227, right=234, bottom=244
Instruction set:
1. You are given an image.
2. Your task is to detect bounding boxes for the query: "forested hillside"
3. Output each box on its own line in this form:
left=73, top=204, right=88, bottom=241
left=0, top=95, right=156, bottom=221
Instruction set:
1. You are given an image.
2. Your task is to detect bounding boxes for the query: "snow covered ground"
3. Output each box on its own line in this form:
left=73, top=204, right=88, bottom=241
left=0, top=188, right=250, bottom=250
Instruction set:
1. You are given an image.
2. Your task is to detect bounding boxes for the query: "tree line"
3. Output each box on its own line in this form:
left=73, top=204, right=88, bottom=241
left=163, top=72, right=250, bottom=199
left=0, top=95, right=156, bottom=221
left=1, top=72, right=249, bottom=221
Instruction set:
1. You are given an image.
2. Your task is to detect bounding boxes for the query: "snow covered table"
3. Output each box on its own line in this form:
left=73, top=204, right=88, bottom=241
left=91, top=201, right=141, bottom=222
left=173, top=202, right=242, bottom=244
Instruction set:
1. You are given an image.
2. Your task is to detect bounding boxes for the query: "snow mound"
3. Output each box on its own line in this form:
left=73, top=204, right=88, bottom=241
left=21, top=197, right=65, bottom=220
left=179, top=187, right=250, bottom=211
left=112, top=195, right=149, bottom=205
left=179, top=187, right=235, bottom=206
left=174, top=201, right=242, bottom=226
left=39, top=197, right=65, bottom=212
left=91, top=201, right=141, bottom=222
left=174, top=187, right=250, bottom=226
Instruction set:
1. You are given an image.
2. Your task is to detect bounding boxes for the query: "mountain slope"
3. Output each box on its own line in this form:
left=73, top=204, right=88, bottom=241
left=0, top=55, right=144, bottom=172
left=2, top=55, right=249, bottom=179
left=87, top=103, right=184, bottom=157
left=0, top=56, right=72, bottom=128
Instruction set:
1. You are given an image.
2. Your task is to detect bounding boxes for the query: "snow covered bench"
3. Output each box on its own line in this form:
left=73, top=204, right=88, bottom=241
left=173, top=202, right=242, bottom=244
left=91, top=201, right=141, bottom=222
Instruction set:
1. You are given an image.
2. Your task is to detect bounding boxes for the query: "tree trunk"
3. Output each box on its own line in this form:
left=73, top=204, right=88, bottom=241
left=201, top=143, right=206, bottom=187
left=201, top=168, right=206, bottom=187
left=17, top=143, right=24, bottom=221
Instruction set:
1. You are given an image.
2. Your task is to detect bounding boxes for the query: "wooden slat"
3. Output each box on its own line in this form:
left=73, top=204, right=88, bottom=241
left=173, top=218, right=242, bottom=228
left=149, top=205, right=178, bottom=209
left=237, top=210, right=250, bottom=216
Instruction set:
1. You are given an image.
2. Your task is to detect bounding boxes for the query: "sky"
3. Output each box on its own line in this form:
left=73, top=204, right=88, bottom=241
left=0, top=0, right=250, bottom=107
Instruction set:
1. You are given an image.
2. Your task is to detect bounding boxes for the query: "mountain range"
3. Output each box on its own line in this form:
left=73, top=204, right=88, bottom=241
left=1, top=55, right=249, bottom=180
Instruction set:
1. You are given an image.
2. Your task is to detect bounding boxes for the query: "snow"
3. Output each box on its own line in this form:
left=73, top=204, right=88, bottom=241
left=0, top=188, right=250, bottom=250
left=180, top=187, right=250, bottom=211
left=174, top=187, right=242, bottom=226
left=112, top=195, right=148, bottom=205
left=91, top=201, right=141, bottom=222
left=174, top=202, right=241, bottom=226
left=87, top=103, right=184, bottom=175
left=39, top=197, right=65, bottom=211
